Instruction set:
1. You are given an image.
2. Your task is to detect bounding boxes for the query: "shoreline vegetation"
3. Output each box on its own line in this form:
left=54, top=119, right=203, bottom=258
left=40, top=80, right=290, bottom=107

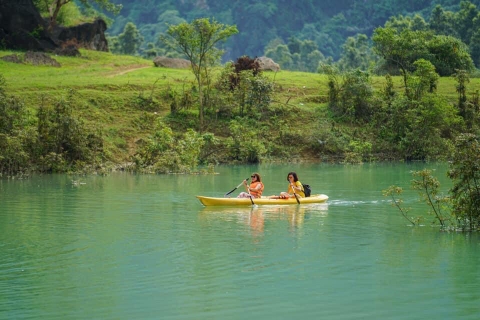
left=0, top=49, right=479, bottom=177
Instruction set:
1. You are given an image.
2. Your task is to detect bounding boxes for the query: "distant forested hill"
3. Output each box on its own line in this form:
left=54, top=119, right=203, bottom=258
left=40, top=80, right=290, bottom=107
left=106, top=0, right=480, bottom=62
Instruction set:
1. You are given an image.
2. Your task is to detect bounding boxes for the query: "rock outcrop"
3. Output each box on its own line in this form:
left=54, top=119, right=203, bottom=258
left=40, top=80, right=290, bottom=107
left=0, top=0, right=109, bottom=53
left=24, top=51, right=61, bottom=67
left=0, top=0, right=56, bottom=51
left=255, top=56, right=281, bottom=72
left=1, top=54, right=22, bottom=63
left=1, top=51, right=61, bottom=67
left=153, top=56, right=191, bottom=69
left=53, top=19, right=109, bottom=52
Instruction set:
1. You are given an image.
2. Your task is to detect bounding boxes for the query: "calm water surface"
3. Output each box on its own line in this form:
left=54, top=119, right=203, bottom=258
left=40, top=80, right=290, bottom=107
left=1, top=163, right=479, bottom=319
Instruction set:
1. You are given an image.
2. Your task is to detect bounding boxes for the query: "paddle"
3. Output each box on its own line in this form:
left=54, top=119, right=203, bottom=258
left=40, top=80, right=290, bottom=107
left=224, top=178, right=249, bottom=197
left=291, top=183, right=301, bottom=204
left=248, top=195, right=255, bottom=206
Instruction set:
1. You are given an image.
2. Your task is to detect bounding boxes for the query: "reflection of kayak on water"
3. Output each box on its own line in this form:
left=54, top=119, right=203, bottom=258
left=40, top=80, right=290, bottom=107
left=199, top=204, right=328, bottom=233
left=196, top=194, right=329, bottom=206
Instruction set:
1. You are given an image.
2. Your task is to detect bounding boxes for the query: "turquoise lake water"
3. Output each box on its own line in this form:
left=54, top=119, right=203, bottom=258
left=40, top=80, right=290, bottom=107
left=1, top=163, right=479, bottom=319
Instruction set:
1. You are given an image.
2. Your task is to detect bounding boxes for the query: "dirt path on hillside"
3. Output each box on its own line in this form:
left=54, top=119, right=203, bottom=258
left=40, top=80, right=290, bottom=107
left=107, top=65, right=151, bottom=77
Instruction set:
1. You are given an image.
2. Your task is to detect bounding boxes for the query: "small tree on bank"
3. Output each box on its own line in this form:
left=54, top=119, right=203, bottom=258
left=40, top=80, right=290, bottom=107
left=160, top=18, right=238, bottom=129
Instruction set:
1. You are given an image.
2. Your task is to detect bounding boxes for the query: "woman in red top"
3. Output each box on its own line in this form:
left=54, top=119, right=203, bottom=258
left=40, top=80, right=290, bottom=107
left=237, top=173, right=264, bottom=198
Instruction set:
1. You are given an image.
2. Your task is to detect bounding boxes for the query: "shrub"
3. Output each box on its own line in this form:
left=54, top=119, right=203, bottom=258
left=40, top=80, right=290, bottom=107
left=448, top=134, right=480, bottom=231
left=225, top=119, right=267, bottom=163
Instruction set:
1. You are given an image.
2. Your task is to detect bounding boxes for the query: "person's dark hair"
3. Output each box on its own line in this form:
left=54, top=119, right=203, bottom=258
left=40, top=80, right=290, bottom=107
left=251, top=172, right=262, bottom=182
left=287, top=172, right=298, bottom=182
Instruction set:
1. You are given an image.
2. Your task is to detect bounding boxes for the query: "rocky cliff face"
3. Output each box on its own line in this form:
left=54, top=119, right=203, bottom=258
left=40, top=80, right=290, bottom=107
left=0, top=0, right=108, bottom=52
left=53, top=19, right=109, bottom=52
left=0, top=0, right=56, bottom=51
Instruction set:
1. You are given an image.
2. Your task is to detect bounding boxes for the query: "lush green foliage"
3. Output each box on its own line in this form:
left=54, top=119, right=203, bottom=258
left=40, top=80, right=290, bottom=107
left=0, top=76, right=32, bottom=175
left=0, top=78, right=104, bottom=175
left=36, top=90, right=104, bottom=172
left=224, top=119, right=267, bottom=163
left=1, top=48, right=479, bottom=176
left=326, top=57, right=470, bottom=161
left=385, top=157, right=480, bottom=232
left=265, top=37, right=327, bottom=73
left=133, top=120, right=207, bottom=173
left=109, top=22, right=144, bottom=55
left=216, top=59, right=273, bottom=119
left=448, top=134, right=480, bottom=230
left=30, top=0, right=480, bottom=74
left=372, top=27, right=474, bottom=77
left=160, top=18, right=238, bottom=128
left=411, top=169, right=450, bottom=228
left=325, top=66, right=375, bottom=123
left=100, top=0, right=480, bottom=72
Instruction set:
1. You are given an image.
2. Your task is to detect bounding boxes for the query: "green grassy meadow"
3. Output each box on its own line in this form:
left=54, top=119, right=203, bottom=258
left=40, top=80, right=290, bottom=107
left=1, top=49, right=477, bottom=165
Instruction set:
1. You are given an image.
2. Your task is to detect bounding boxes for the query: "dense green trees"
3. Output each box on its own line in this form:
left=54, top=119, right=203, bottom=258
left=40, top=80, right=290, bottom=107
left=264, top=37, right=327, bottom=73
left=109, top=22, right=144, bottom=55
left=372, top=27, right=474, bottom=78
left=32, top=0, right=480, bottom=72
left=325, top=54, right=471, bottom=161
left=101, top=0, right=480, bottom=72
left=336, top=34, right=375, bottom=72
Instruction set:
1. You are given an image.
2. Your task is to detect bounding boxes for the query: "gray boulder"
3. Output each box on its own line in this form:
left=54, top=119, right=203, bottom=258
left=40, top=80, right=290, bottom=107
left=1, top=51, right=61, bottom=67
left=153, top=56, right=191, bottom=69
left=255, top=56, right=280, bottom=72
left=24, top=51, right=61, bottom=67
left=1, top=54, right=22, bottom=63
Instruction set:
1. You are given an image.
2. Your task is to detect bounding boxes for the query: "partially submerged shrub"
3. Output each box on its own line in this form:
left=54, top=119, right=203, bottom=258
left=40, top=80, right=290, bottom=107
left=133, top=120, right=208, bottom=173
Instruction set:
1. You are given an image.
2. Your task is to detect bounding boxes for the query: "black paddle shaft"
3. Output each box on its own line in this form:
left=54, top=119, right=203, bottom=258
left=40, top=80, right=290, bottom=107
left=224, top=177, right=249, bottom=197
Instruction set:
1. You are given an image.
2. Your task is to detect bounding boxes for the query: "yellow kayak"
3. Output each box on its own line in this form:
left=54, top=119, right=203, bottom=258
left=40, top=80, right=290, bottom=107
left=196, top=194, right=329, bottom=206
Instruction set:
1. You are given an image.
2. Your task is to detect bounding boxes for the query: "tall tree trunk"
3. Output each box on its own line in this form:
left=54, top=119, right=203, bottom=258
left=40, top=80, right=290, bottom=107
left=49, top=0, right=70, bottom=30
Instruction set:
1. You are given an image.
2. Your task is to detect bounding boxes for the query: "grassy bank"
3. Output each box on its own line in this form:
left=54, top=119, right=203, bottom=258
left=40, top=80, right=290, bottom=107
left=0, top=50, right=478, bottom=173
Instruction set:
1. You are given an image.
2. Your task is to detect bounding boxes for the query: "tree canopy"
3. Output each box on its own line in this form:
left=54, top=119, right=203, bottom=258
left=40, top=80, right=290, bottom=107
left=160, top=18, right=238, bottom=128
left=33, top=0, right=122, bottom=29
left=372, top=27, right=474, bottom=77
left=105, top=0, right=480, bottom=66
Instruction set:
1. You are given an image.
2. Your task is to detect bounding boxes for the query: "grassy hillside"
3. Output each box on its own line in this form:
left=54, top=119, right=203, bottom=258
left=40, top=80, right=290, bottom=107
left=0, top=50, right=477, bottom=170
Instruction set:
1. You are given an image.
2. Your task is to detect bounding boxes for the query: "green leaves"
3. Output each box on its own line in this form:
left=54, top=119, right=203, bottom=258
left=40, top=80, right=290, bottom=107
left=382, top=185, right=417, bottom=226
left=163, top=18, right=238, bottom=67
left=411, top=169, right=450, bottom=228
left=35, top=0, right=122, bottom=29
left=160, top=18, right=238, bottom=127
left=225, top=120, right=266, bottom=163
left=325, top=67, right=374, bottom=123
left=373, top=27, right=474, bottom=77
left=117, top=22, right=144, bottom=55
left=134, top=121, right=206, bottom=174
left=448, top=134, right=480, bottom=230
